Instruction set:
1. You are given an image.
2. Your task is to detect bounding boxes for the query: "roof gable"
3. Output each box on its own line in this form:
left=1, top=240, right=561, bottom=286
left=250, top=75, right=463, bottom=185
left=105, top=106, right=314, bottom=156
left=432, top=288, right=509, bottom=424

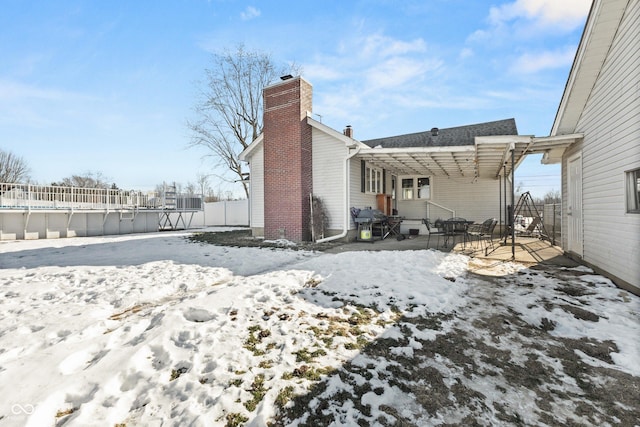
left=239, top=133, right=263, bottom=161
left=362, top=118, right=518, bottom=148
left=306, top=116, right=364, bottom=148
left=551, top=0, right=629, bottom=135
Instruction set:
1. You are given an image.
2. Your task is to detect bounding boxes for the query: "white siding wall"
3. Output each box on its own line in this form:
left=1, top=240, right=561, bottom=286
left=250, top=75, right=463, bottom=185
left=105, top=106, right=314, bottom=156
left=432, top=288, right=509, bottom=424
left=396, top=176, right=504, bottom=223
left=312, top=129, right=348, bottom=231
left=573, top=1, right=640, bottom=287
left=248, top=143, right=265, bottom=231
left=348, top=161, right=506, bottom=235
left=349, top=160, right=381, bottom=217
left=561, top=142, right=583, bottom=251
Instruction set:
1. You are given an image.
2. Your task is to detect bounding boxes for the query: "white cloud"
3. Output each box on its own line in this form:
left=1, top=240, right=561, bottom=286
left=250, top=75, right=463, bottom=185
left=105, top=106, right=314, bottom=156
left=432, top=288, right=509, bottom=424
left=0, top=79, right=90, bottom=127
left=300, top=32, right=445, bottom=134
left=467, top=0, right=591, bottom=46
left=0, top=79, right=70, bottom=101
left=0, top=79, right=118, bottom=130
left=365, top=56, right=442, bottom=90
left=509, top=46, right=577, bottom=74
left=306, top=32, right=431, bottom=83
left=358, top=34, right=427, bottom=59
left=302, top=64, right=343, bottom=82
left=302, top=30, right=532, bottom=138
left=459, top=48, right=474, bottom=60
left=240, top=6, right=260, bottom=21
left=489, top=0, right=591, bottom=29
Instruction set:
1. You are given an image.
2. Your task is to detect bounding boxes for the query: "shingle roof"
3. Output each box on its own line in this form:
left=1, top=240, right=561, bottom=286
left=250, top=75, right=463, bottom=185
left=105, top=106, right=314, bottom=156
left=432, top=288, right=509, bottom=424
left=361, top=118, right=518, bottom=148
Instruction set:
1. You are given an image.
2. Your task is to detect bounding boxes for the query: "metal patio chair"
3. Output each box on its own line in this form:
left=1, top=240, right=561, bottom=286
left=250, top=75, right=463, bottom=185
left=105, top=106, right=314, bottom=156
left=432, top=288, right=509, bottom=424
left=466, top=218, right=498, bottom=255
left=422, top=218, right=446, bottom=249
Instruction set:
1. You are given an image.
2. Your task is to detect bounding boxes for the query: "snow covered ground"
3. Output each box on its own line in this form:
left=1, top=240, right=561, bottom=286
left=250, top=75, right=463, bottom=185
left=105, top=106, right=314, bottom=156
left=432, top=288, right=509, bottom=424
left=0, top=229, right=638, bottom=426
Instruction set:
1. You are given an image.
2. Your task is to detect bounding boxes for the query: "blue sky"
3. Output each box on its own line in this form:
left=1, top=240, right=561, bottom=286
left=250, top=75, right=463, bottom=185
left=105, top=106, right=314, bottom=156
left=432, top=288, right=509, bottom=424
left=1, top=0, right=591, bottom=198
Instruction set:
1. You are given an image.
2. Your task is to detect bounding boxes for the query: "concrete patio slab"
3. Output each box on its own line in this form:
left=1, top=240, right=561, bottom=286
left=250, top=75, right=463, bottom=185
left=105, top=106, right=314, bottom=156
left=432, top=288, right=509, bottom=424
left=325, top=234, right=578, bottom=268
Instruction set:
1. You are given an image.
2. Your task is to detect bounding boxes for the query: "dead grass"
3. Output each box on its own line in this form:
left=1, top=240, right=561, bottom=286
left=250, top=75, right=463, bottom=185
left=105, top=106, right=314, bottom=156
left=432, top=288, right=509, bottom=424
left=271, top=266, right=640, bottom=426
left=186, top=235, right=638, bottom=425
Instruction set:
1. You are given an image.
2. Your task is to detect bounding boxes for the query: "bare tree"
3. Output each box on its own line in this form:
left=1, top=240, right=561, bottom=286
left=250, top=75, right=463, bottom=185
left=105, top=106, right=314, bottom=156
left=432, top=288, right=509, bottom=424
left=542, top=189, right=561, bottom=204
left=514, top=181, right=524, bottom=199
left=196, top=173, right=219, bottom=202
left=52, top=171, right=112, bottom=188
left=185, top=182, right=197, bottom=195
left=0, top=149, right=30, bottom=183
left=187, top=44, right=297, bottom=198
left=196, top=173, right=210, bottom=196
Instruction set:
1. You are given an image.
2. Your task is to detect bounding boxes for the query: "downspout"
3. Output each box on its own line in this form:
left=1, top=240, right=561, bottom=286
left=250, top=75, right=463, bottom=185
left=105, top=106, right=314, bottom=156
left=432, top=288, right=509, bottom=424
left=316, top=146, right=361, bottom=243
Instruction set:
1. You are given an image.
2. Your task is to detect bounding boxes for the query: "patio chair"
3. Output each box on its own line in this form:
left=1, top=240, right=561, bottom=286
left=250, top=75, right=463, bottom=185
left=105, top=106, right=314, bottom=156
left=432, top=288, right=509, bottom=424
left=422, top=218, right=446, bottom=249
left=520, top=216, right=542, bottom=237
left=466, top=218, right=498, bottom=255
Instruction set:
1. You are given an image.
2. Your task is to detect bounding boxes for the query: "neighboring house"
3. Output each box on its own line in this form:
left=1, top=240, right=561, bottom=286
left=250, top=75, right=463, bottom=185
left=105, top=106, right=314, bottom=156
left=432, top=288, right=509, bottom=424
left=550, top=0, right=639, bottom=293
left=240, top=76, right=578, bottom=243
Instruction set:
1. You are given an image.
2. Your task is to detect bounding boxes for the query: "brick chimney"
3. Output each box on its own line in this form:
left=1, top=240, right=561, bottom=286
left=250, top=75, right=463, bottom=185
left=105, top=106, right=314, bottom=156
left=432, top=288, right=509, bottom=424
left=263, top=76, right=313, bottom=242
left=344, top=125, right=353, bottom=138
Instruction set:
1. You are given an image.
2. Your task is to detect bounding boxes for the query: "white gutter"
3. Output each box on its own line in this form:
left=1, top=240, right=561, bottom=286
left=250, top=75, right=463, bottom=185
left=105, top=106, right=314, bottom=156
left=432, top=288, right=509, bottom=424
left=316, top=146, right=361, bottom=243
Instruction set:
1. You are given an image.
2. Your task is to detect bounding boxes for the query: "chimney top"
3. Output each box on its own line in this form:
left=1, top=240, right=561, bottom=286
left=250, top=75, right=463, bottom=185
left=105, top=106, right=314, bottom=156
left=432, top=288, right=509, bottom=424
left=344, top=125, right=353, bottom=138
left=280, top=74, right=293, bottom=81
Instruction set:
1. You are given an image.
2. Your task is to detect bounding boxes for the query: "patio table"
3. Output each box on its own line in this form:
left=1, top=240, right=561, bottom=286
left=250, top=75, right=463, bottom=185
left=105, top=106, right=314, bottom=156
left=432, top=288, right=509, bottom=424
left=441, top=218, right=474, bottom=248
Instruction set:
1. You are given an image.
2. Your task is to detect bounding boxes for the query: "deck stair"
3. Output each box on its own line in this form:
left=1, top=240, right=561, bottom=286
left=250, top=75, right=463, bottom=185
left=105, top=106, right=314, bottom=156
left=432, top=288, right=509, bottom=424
left=163, top=183, right=177, bottom=210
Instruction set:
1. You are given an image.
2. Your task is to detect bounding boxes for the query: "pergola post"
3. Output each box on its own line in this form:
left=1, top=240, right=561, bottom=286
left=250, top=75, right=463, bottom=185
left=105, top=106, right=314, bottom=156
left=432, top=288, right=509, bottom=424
left=511, top=146, right=515, bottom=260
left=503, top=164, right=508, bottom=246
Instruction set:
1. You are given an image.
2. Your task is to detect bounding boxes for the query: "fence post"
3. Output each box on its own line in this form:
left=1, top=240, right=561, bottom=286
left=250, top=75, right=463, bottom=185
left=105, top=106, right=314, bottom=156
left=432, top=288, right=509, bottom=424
left=223, top=201, right=227, bottom=226
left=553, top=204, right=557, bottom=246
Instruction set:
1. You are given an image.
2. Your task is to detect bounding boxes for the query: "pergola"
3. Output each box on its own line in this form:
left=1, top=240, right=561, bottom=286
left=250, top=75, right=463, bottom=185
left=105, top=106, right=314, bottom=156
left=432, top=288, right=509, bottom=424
left=356, top=133, right=583, bottom=257
left=356, top=134, right=582, bottom=180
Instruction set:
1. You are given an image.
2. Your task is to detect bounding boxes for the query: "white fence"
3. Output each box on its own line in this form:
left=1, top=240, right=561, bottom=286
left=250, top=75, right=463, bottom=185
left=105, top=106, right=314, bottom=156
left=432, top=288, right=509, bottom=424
left=0, top=183, right=202, bottom=211
left=543, top=203, right=562, bottom=246
left=0, top=182, right=248, bottom=240
left=166, top=200, right=249, bottom=228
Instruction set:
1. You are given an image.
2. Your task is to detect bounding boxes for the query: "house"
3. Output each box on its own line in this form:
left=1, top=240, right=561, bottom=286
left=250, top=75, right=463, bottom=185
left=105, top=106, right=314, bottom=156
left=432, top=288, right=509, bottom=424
left=240, top=76, right=579, bottom=244
left=550, top=0, right=639, bottom=293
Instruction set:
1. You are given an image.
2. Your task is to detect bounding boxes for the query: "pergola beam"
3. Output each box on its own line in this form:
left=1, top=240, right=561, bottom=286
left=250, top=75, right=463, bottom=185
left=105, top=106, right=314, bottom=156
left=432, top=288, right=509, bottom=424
left=355, top=135, right=580, bottom=179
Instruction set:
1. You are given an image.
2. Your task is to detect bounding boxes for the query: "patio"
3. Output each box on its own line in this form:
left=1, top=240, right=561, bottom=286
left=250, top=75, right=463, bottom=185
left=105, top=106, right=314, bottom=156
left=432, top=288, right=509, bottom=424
left=325, top=234, right=576, bottom=267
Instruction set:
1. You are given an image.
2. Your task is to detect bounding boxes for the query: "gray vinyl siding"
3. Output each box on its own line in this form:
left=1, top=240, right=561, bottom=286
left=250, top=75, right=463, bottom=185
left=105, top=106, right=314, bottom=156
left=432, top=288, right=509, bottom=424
left=574, top=1, right=640, bottom=287
left=312, top=128, right=348, bottom=230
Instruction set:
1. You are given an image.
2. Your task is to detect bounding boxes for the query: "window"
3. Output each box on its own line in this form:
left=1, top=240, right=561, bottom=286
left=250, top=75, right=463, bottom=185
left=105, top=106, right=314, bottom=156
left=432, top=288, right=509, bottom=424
left=365, top=165, right=383, bottom=194
left=626, top=168, right=640, bottom=213
left=391, top=175, right=397, bottom=200
left=402, top=178, right=414, bottom=199
left=418, top=177, right=430, bottom=199
left=401, top=177, right=431, bottom=200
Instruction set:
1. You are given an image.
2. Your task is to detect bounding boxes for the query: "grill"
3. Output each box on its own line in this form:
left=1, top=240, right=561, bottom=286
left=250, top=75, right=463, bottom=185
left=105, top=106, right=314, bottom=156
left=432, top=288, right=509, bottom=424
left=354, top=208, right=388, bottom=242
left=354, top=208, right=388, bottom=224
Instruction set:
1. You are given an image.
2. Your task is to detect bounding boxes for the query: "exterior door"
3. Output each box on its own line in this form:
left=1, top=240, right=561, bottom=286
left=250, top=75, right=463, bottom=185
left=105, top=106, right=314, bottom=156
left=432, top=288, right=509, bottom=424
left=567, top=153, right=583, bottom=256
